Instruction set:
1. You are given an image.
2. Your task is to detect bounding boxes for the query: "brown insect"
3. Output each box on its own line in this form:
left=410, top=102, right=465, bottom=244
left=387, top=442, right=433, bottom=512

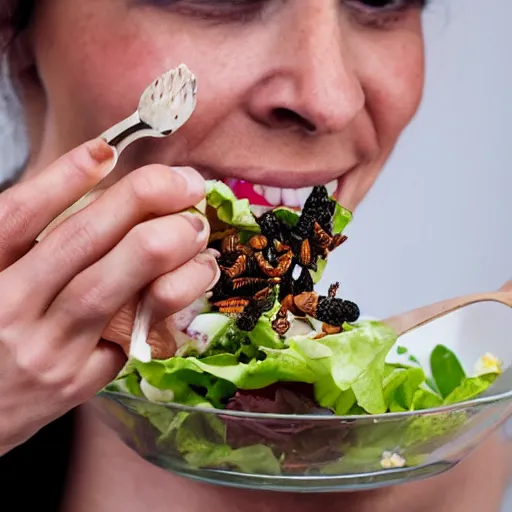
left=271, top=306, right=291, bottom=337
left=254, top=250, right=293, bottom=278
left=232, top=276, right=279, bottom=290
left=209, top=227, right=237, bottom=244
left=221, top=233, right=252, bottom=255
left=212, top=297, right=251, bottom=314
left=220, top=253, right=248, bottom=278
left=248, top=234, right=268, bottom=251
left=298, top=239, right=312, bottom=267
left=312, top=222, right=348, bottom=257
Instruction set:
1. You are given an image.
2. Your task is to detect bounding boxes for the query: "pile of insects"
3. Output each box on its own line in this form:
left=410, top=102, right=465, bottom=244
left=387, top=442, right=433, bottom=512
left=208, top=185, right=361, bottom=338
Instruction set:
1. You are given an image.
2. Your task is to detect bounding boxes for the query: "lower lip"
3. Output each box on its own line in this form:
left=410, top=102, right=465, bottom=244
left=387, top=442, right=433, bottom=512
left=224, top=179, right=339, bottom=209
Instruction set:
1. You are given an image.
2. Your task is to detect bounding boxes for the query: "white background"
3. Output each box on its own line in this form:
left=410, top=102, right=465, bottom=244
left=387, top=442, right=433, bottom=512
left=1, top=0, right=511, bottom=508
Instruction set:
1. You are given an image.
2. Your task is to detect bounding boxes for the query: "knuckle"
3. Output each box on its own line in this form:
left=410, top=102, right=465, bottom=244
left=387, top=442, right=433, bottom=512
left=0, top=188, right=35, bottom=244
left=131, top=223, right=175, bottom=266
left=71, top=283, right=112, bottom=320
left=13, top=343, right=75, bottom=392
left=151, top=277, right=183, bottom=309
left=126, top=165, right=168, bottom=205
left=57, top=221, right=97, bottom=265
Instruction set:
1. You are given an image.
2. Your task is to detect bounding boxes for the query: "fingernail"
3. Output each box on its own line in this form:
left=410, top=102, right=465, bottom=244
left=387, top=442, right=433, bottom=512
left=195, top=252, right=221, bottom=291
left=173, top=167, right=205, bottom=197
left=85, top=138, right=117, bottom=177
left=181, top=212, right=209, bottom=242
left=87, top=138, right=115, bottom=164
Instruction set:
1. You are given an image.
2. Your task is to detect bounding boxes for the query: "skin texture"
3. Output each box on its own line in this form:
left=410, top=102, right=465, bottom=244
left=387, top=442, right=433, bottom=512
left=2, top=0, right=509, bottom=510
left=24, top=0, right=425, bottom=211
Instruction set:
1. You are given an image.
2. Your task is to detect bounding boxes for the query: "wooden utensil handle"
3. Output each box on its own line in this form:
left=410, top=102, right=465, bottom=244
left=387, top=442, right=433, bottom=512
left=384, top=291, right=512, bottom=337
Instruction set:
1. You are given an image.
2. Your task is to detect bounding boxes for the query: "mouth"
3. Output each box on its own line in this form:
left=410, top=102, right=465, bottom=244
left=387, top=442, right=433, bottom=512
left=223, top=178, right=339, bottom=210
left=192, top=164, right=345, bottom=211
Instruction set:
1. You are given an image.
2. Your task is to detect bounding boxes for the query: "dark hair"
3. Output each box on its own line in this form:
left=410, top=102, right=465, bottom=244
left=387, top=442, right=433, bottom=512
left=1, top=0, right=35, bottom=47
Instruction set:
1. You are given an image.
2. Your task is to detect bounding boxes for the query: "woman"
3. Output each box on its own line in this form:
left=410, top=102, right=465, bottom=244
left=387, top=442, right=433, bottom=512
left=0, top=1, right=510, bottom=511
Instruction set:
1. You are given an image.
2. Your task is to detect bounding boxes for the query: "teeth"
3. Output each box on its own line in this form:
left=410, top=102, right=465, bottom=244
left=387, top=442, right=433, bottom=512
left=282, top=188, right=299, bottom=207
left=225, top=179, right=339, bottom=208
left=263, top=186, right=282, bottom=206
left=253, top=184, right=265, bottom=196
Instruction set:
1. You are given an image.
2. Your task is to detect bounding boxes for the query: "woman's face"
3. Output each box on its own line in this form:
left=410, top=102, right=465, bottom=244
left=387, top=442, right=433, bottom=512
left=28, top=0, right=425, bottom=211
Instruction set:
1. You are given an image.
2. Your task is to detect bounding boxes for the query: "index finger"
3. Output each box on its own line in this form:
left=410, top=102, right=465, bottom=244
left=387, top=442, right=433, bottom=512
left=0, top=138, right=114, bottom=269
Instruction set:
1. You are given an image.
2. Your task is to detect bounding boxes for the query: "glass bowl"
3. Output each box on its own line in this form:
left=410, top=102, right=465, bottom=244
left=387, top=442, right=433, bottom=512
left=93, top=300, right=512, bottom=492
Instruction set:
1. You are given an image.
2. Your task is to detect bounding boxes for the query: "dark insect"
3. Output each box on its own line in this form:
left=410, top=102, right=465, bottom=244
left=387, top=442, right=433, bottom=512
left=294, top=283, right=360, bottom=326
left=287, top=186, right=342, bottom=270
left=235, top=288, right=276, bottom=331
left=295, top=266, right=314, bottom=294
left=273, top=281, right=360, bottom=337
left=257, top=211, right=287, bottom=243
left=277, top=259, right=313, bottom=301
left=292, top=186, right=335, bottom=241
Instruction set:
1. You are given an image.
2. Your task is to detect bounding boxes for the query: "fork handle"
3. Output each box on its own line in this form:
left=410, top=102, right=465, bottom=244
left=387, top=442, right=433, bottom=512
left=100, top=111, right=163, bottom=155
left=384, top=291, right=512, bottom=337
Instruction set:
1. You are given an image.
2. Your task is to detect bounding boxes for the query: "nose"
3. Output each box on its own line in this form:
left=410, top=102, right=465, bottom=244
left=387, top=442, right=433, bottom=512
left=247, top=3, right=365, bottom=136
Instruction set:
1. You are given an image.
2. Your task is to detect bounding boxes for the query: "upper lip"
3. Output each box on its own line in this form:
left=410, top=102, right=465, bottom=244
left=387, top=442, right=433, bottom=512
left=191, top=164, right=354, bottom=189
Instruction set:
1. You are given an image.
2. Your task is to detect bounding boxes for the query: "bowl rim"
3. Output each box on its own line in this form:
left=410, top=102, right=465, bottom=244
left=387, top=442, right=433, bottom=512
left=98, top=387, right=512, bottom=422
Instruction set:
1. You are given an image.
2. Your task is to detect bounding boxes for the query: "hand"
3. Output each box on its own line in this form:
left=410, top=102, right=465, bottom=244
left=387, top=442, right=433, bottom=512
left=0, top=139, right=218, bottom=454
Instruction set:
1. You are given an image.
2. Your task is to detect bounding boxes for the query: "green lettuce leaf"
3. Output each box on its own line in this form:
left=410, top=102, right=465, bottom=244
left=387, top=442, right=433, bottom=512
left=106, top=372, right=144, bottom=397
left=430, top=345, right=466, bottom=398
left=391, top=367, right=427, bottom=410
left=443, top=374, right=498, bottom=405
left=292, top=321, right=398, bottom=414
left=133, top=345, right=316, bottom=397
left=185, top=444, right=282, bottom=474
left=272, top=207, right=300, bottom=228
left=205, top=180, right=259, bottom=231
left=332, top=203, right=353, bottom=234
left=157, top=410, right=281, bottom=474
left=272, top=201, right=352, bottom=235
left=132, top=321, right=398, bottom=414
left=410, top=387, right=444, bottom=410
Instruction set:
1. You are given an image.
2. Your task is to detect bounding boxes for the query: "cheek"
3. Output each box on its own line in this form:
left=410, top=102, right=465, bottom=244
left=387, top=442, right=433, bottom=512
left=359, top=32, right=425, bottom=150
left=34, top=5, right=195, bottom=137
left=33, top=5, right=252, bottom=150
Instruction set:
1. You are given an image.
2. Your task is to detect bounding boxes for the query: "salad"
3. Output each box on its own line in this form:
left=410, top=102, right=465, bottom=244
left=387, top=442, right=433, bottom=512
left=106, top=182, right=503, bottom=474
